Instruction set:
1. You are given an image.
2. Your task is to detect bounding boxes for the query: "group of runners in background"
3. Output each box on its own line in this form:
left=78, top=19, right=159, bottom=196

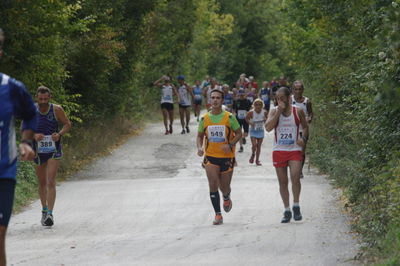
left=156, top=73, right=314, bottom=225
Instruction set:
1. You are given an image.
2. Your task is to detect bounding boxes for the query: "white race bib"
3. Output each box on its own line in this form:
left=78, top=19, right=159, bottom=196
left=207, top=125, right=226, bottom=143
left=261, top=94, right=268, bottom=101
left=163, top=95, right=172, bottom=101
left=254, top=121, right=264, bottom=131
left=237, top=110, right=247, bottom=119
left=38, top=135, right=56, bottom=153
left=277, top=127, right=296, bottom=145
left=194, top=94, right=202, bottom=100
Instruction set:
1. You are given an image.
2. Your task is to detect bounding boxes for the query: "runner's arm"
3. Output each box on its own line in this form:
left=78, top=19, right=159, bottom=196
left=153, top=76, right=165, bottom=87
left=245, top=111, right=253, bottom=126
left=11, top=80, right=36, bottom=160
left=265, top=108, right=280, bottom=132
left=306, top=100, right=313, bottom=123
left=298, top=109, right=309, bottom=140
left=54, top=105, right=72, bottom=137
left=196, top=132, right=205, bottom=156
left=172, top=84, right=181, bottom=103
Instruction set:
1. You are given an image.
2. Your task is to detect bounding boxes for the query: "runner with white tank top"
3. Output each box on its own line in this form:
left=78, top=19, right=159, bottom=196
left=292, top=80, right=313, bottom=178
left=245, top=99, right=268, bottom=165
left=266, top=87, right=308, bottom=224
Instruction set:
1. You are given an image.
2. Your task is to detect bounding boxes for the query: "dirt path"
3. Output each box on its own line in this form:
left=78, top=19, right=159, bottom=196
left=7, top=116, right=359, bottom=265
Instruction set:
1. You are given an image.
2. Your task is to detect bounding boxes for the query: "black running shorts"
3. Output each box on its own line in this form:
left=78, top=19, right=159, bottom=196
left=0, top=178, right=16, bottom=227
left=203, top=156, right=235, bottom=173
left=237, top=118, right=249, bottom=133
left=161, top=102, right=174, bottom=111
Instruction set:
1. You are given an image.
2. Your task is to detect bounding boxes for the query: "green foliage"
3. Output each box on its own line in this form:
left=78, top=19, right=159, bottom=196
left=14, top=161, right=37, bottom=211
left=281, top=0, right=400, bottom=262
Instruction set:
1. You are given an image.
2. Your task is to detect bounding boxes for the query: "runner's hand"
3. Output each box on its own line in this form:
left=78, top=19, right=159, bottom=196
left=34, top=133, right=44, bottom=141
left=197, top=148, right=204, bottom=157
left=297, top=138, right=306, bottom=148
left=277, top=100, right=285, bottom=113
left=52, top=133, right=61, bottom=142
left=19, top=143, right=35, bottom=161
left=221, top=144, right=231, bottom=154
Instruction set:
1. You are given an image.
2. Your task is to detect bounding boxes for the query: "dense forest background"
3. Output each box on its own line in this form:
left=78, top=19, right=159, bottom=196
left=1, top=0, right=399, bottom=264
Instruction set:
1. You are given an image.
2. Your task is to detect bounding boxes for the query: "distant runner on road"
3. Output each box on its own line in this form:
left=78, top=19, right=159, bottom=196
left=0, top=28, right=37, bottom=266
left=197, top=89, right=242, bottom=225
left=265, top=87, right=308, bottom=223
left=177, top=75, right=194, bottom=134
left=33, top=86, right=72, bottom=227
left=245, top=99, right=268, bottom=166
left=193, top=80, right=203, bottom=122
left=153, top=75, right=180, bottom=135
left=233, top=89, right=252, bottom=153
left=291, top=80, right=313, bottom=178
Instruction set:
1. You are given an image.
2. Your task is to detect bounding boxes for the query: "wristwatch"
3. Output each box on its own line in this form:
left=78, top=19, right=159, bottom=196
left=21, top=139, right=33, bottom=148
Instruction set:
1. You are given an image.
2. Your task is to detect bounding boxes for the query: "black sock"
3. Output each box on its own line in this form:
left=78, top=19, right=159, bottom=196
left=210, top=191, right=221, bottom=214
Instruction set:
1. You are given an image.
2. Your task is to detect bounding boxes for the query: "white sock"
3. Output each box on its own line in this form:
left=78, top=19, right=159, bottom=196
left=285, top=207, right=290, bottom=212
left=293, top=202, right=300, bottom=207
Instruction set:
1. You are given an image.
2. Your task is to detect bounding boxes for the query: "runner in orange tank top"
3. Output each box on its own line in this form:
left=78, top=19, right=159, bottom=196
left=197, top=89, right=242, bottom=225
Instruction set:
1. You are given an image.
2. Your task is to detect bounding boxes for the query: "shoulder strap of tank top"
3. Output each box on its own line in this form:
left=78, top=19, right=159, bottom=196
left=293, top=106, right=300, bottom=127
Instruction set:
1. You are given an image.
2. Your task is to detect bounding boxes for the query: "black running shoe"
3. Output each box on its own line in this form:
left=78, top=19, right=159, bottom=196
left=186, top=126, right=190, bottom=133
left=293, top=206, right=302, bottom=221
left=242, top=138, right=246, bottom=145
left=281, top=210, right=292, bottom=223
left=44, top=213, right=54, bottom=226
left=41, top=211, right=47, bottom=226
left=181, top=129, right=186, bottom=134
left=239, top=146, right=244, bottom=153
left=169, top=124, right=173, bottom=134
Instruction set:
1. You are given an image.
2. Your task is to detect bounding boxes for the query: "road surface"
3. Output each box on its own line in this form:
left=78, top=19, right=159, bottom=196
left=8, top=116, right=360, bottom=265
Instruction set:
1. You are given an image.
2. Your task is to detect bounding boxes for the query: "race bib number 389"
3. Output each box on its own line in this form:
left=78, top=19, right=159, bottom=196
left=38, top=135, right=56, bottom=153
left=207, top=125, right=226, bottom=143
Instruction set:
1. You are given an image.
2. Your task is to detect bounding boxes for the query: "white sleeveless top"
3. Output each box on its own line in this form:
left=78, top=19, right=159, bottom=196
left=291, top=95, right=309, bottom=118
left=178, top=84, right=191, bottom=106
left=161, top=85, right=173, bottom=103
left=273, top=106, right=302, bottom=151
left=250, top=109, right=266, bottom=131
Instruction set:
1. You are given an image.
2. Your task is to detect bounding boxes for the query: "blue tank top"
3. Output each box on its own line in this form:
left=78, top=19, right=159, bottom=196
left=224, top=93, right=233, bottom=105
left=36, top=104, right=59, bottom=135
left=0, top=73, right=37, bottom=179
left=194, top=86, right=202, bottom=96
left=260, top=88, right=270, bottom=103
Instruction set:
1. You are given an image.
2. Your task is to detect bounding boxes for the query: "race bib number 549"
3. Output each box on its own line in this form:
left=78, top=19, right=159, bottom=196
left=207, top=125, right=226, bottom=143
left=38, top=135, right=56, bottom=153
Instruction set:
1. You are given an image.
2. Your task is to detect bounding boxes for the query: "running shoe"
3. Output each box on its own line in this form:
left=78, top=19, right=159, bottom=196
left=169, top=124, right=173, bottom=134
left=249, top=153, right=255, bottom=164
left=293, top=206, right=302, bottom=221
left=213, top=214, right=223, bottom=225
left=256, top=161, right=262, bottom=166
left=186, top=126, right=190, bottom=133
left=41, top=211, right=47, bottom=226
left=165, top=130, right=169, bottom=135
left=281, top=210, right=292, bottom=223
left=242, top=138, right=246, bottom=145
left=181, top=129, right=186, bottom=134
left=44, top=213, right=54, bottom=226
left=223, top=198, right=232, bottom=213
left=239, top=146, right=244, bottom=153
